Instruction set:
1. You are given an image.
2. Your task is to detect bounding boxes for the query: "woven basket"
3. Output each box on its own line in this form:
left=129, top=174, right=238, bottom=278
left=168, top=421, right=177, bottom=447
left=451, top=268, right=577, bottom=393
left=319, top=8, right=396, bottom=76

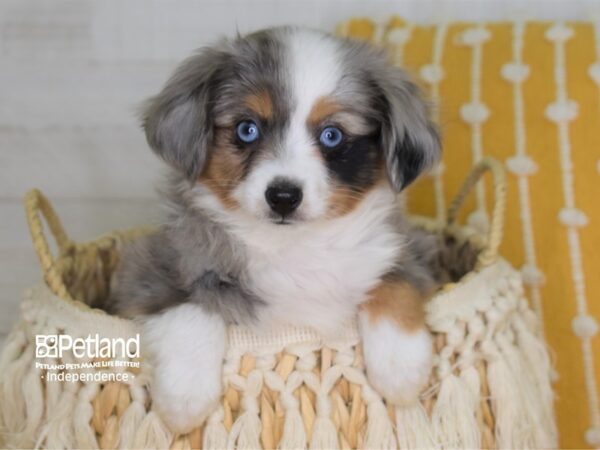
left=0, top=158, right=557, bottom=449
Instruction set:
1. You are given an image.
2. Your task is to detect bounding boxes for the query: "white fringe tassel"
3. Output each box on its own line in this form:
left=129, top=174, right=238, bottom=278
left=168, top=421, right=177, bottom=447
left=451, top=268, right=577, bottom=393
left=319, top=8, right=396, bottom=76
left=118, top=400, right=147, bottom=449
left=132, top=410, right=173, bottom=450
left=395, top=403, right=438, bottom=449
left=203, top=408, right=228, bottom=450
left=227, top=411, right=262, bottom=450
left=363, top=400, right=396, bottom=449
left=309, top=414, right=338, bottom=450
left=432, top=370, right=480, bottom=448
left=278, top=406, right=307, bottom=449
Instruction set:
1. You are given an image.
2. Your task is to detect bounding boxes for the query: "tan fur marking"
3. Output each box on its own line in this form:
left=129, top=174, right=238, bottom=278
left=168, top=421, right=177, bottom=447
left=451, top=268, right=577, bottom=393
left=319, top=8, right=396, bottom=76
left=362, top=280, right=427, bottom=332
left=326, top=185, right=371, bottom=218
left=244, top=91, right=273, bottom=119
left=307, top=96, right=343, bottom=126
left=199, top=129, right=244, bottom=209
left=325, top=172, right=386, bottom=219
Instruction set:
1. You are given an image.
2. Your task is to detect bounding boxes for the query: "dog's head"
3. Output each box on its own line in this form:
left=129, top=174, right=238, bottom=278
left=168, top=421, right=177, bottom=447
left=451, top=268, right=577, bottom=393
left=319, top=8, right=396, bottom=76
left=143, top=27, right=440, bottom=225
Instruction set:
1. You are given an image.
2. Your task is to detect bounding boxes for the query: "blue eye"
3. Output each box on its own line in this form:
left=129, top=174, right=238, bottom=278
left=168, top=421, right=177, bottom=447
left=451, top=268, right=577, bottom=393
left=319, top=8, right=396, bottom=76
left=319, top=126, right=343, bottom=148
left=236, top=120, right=260, bottom=143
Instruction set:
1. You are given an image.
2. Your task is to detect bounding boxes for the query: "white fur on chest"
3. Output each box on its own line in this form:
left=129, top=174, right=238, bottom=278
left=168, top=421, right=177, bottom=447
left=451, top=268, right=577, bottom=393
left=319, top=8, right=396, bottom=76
left=232, top=188, right=403, bottom=335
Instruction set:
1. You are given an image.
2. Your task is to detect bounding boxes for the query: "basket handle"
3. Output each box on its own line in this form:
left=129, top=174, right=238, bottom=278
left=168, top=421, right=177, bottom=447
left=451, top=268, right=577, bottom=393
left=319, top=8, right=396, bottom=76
left=446, top=157, right=507, bottom=269
left=24, top=189, right=73, bottom=299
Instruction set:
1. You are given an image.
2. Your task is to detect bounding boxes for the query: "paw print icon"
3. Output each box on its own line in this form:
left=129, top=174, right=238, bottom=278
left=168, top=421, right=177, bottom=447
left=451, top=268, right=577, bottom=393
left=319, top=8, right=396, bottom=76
left=36, top=335, right=58, bottom=358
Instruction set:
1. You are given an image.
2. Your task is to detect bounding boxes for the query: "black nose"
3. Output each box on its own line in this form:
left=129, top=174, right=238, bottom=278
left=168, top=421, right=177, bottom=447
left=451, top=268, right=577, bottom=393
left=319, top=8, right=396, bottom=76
left=265, top=181, right=303, bottom=217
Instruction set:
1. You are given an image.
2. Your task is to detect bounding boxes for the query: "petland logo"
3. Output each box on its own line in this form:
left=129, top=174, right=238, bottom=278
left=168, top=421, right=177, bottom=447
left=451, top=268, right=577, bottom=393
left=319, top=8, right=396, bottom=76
left=35, top=334, right=140, bottom=359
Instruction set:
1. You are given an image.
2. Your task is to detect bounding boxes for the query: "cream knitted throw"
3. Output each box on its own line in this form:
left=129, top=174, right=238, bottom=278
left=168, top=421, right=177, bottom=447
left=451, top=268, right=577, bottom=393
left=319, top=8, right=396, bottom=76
left=0, top=259, right=556, bottom=449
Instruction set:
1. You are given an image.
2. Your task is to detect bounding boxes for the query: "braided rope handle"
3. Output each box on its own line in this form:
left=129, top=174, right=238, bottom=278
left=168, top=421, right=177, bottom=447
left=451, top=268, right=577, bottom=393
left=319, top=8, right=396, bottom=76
left=24, top=189, right=73, bottom=299
left=446, top=157, right=507, bottom=269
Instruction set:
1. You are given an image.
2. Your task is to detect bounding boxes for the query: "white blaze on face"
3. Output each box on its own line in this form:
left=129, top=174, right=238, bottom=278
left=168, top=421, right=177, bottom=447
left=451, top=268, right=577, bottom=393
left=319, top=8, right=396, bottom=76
left=234, top=30, right=344, bottom=220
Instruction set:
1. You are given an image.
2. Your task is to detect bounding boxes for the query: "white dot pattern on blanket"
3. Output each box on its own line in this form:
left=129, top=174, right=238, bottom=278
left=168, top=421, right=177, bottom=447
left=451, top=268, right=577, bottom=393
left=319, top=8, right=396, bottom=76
left=546, top=21, right=600, bottom=443
left=572, top=314, right=599, bottom=339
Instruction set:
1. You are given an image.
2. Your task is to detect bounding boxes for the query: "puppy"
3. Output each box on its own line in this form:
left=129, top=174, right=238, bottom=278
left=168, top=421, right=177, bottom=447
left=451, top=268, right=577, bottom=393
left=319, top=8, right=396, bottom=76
left=110, top=26, right=441, bottom=433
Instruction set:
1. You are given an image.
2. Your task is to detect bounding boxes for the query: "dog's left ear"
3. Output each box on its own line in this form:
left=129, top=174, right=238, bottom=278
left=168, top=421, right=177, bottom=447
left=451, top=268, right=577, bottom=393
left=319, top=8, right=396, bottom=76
left=141, top=45, right=230, bottom=180
left=375, top=67, right=441, bottom=191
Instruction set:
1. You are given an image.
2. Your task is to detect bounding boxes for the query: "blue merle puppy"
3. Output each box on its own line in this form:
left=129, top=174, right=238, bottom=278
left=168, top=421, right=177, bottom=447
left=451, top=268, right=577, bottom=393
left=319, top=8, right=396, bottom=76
left=110, top=26, right=441, bottom=432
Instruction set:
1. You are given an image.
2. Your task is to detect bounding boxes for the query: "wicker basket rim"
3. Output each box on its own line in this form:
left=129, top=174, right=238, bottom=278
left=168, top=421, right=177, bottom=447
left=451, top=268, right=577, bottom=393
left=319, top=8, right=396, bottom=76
left=21, top=256, right=513, bottom=356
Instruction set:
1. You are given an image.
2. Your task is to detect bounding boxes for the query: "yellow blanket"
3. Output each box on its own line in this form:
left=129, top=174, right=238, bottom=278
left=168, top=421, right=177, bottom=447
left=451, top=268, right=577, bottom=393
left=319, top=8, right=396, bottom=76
left=338, top=16, right=600, bottom=449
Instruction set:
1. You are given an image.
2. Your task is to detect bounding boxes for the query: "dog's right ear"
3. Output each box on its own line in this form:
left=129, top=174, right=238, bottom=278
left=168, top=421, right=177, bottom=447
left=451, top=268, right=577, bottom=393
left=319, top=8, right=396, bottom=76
left=142, top=46, right=229, bottom=180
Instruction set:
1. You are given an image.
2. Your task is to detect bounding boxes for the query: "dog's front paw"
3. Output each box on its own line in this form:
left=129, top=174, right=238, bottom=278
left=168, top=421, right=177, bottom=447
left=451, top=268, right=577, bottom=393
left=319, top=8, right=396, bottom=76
left=143, top=303, right=227, bottom=434
left=152, top=364, right=222, bottom=433
left=360, top=317, right=433, bottom=406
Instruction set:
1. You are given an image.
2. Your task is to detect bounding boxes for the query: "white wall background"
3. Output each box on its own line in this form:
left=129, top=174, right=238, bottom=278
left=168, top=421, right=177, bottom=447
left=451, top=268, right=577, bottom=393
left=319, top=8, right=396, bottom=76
left=1, top=0, right=597, bottom=348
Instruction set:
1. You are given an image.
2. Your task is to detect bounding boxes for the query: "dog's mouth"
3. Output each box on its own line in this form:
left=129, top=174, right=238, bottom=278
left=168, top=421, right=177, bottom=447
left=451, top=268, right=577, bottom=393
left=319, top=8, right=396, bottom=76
left=268, top=212, right=300, bottom=226
left=271, top=217, right=294, bottom=225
